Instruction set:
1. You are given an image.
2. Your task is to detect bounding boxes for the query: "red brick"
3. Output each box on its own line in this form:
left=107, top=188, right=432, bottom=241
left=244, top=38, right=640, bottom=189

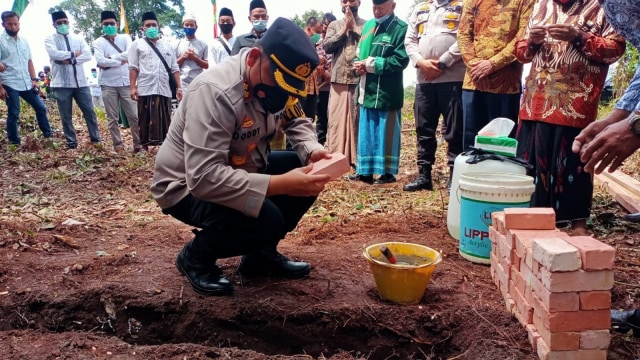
left=526, top=324, right=540, bottom=351
left=490, top=252, right=499, bottom=287
left=549, top=308, right=612, bottom=332
left=510, top=282, right=533, bottom=326
left=505, top=295, right=515, bottom=314
left=561, top=236, right=616, bottom=271
left=579, top=291, right=611, bottom=310
left=491, top=211, right=506, bottom=234
left=489, top=226, right=500, bottom=246
left=511, top=229, right=563, bottom=268
left=511, top=251, right=521, bottom=272
left=532, top=276, right=579, bottom=312
left=308, top=152, right=350, bottom=179
left=532, top=259, right=542, bottom=277
left=580, top=330, right=610, bottom=350
left=533, top=312, right=580, bottom=350
left=536, top=338, right=607, bottom=360
left=496, top=231, right=513, bottom=265
left=532, top=237, right=582, bottom=272
left=540, top=268, right=614, bottom=292
left=504, top=207, right=556, bottom=230
left=532, top=295, right=610, bottom=332
left=511, top=267, right=526, bottom=295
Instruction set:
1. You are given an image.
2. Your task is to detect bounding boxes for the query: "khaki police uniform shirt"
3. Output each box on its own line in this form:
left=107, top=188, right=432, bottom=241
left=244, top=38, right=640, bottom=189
left=405, top=0, right=466, bottom=84
left=151, top=48, right=323, bottom=218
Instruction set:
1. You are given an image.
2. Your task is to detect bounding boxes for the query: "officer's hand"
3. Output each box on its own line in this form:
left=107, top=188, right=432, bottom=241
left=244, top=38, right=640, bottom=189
left=307, top=149, right=331, bottom=165
left=269, top=167, right=331, bottom=197
left=417, top=59, right=442, bottom=81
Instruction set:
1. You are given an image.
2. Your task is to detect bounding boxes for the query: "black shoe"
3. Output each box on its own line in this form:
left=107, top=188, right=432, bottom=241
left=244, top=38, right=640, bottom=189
left=625, top=212, right=640, bottom=223
left=175, top=244, right=233, bottom=296
left=346, top=173, right=374, bottom=184
left=403, top=174, right=433, bottom=191
left=611, top=309, right=640, bottom=337
left=374, top=174, right=396, bottom=185
left=238, top=249, right=311, bottom=279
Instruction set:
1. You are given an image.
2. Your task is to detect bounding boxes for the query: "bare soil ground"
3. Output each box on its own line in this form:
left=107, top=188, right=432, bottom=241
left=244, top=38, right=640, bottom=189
left=0, top=103, right=639, bottom=360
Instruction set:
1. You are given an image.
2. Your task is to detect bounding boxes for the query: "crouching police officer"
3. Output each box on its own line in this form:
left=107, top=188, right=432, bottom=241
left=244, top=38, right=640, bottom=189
left=151, top=18, right=331, bottom=296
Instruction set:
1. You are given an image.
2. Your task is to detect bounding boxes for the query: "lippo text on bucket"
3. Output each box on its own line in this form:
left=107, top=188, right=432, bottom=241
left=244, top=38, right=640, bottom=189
left=463, top=228, right=490, bottom=242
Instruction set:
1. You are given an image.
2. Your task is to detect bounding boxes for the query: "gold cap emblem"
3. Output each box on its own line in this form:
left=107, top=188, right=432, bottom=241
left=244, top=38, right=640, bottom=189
left=295, top=63, right=311, bottom=78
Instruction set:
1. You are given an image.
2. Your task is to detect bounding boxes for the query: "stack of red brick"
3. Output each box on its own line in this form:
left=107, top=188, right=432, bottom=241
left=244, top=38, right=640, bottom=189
left=489, top=207, right=616, bottom=360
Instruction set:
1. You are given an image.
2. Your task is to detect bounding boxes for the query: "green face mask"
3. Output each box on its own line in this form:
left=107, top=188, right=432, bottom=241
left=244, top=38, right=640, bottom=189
left=57, top=24, right=70, bottom=35
left=103, top=25, right=117, bottom=36
left=145, top=27, right=159, bottom=39
left=311, top=33, right=321, bottom=44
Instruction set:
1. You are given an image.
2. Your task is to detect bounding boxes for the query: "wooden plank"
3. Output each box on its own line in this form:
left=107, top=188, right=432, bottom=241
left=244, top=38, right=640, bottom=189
left=594, top=174, right=640, bottom=213
left=600, top=170, right=640, bottom=196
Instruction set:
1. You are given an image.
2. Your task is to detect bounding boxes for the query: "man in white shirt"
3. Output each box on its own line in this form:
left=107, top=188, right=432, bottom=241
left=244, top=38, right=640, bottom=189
left=45, top=10, right=101, bottom=150
left=209, top=7, right=236, bottom=65
left=129, top=11, right=182, bottom=148
left=175, top=14, right=208, bottom=90
left=0, top=10, right=52, bottom=146
left=93, top=10, right=141, bottom=153
left=87, top=68, right=103, bottom=109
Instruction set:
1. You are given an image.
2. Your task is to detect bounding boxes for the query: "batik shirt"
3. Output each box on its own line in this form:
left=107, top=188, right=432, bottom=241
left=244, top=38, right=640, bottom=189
left=600, top=0, right=640, bottom=113
left=516, top=0, right=625, bottom=128
left=457, top=0, right=534, bottom=93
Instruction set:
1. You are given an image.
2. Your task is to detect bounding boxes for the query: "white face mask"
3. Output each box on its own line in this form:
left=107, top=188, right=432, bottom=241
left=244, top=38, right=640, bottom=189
left=252, top=20, right=267, bottom=32
left=375, top=13, right=391, bottom=24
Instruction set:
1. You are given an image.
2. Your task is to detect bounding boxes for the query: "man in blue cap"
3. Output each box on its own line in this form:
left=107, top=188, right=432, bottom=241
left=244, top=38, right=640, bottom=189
left=151, top=18, right=332, bottom=296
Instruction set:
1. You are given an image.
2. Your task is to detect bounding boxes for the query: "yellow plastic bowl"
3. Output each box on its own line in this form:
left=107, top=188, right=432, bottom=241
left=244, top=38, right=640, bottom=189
left=363, top=242, right=442, bottom=304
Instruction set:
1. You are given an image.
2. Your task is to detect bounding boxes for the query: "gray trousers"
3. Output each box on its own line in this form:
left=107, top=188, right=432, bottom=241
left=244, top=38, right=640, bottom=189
left=102, top=85, right=140, bottom=150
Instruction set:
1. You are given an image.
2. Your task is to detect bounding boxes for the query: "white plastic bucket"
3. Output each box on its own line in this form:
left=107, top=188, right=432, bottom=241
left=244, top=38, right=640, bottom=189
left=458, top=172, right=534, bottom=264
left=447, top=154, right=527, bottom=239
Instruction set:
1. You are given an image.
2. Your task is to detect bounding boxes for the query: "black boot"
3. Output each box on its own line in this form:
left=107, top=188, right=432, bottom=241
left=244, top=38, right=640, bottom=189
left=403, top=168, right=433, bottom=191
left=611, top=309, right=640, bottom=337
left=238, top=248, right=311, bottom=279
left=175, top=240, right=233, bottom=296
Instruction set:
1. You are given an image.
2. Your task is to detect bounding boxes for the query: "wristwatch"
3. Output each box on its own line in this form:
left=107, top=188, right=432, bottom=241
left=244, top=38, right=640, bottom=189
left=629, top=114, right=640, bottom=136
left=437, top=61, right=447, bottom=70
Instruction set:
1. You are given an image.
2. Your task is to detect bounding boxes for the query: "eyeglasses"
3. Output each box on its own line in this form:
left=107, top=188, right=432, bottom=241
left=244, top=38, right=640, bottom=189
left=55, top=20, right=69, bottom=25
left=102, top=22, right=116, bottom=26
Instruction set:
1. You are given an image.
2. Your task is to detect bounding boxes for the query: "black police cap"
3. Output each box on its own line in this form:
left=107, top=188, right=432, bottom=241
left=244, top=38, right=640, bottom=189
left=260, top=17, right=319, bottom=98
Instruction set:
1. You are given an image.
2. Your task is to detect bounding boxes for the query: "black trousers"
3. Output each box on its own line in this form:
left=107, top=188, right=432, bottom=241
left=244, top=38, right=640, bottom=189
left=163, top=151, right=317, bottom=260
left=316, top=90, right=330, bottom=145
left=300, top=94, right=318, bottom=124
left=414, top=82, right=464, bottom=169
